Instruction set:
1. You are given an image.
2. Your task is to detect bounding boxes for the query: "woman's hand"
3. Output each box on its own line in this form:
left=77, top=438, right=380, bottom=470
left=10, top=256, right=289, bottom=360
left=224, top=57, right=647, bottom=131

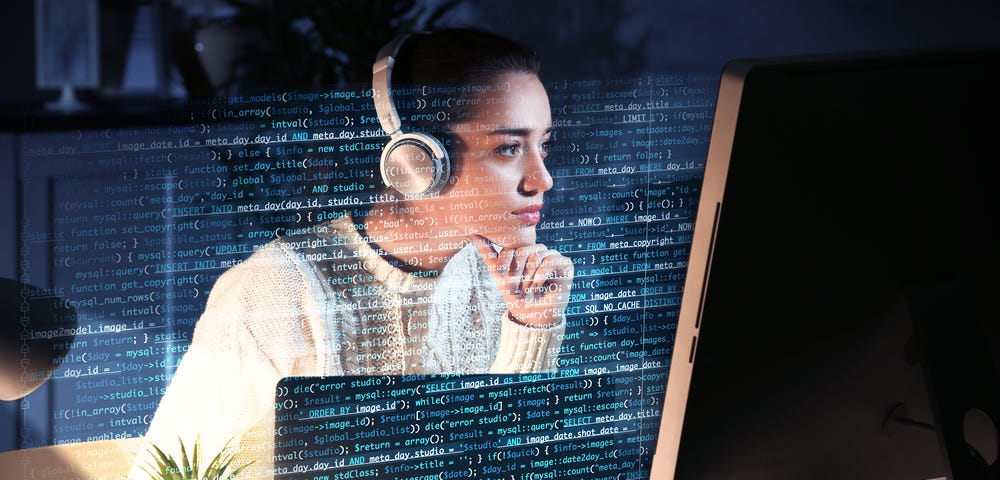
left=469, top=235, right=574, bottom=327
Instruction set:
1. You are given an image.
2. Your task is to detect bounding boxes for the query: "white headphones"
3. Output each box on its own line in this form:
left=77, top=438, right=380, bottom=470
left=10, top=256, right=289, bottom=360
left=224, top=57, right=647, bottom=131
left=372, top=34, right=451, bottom=197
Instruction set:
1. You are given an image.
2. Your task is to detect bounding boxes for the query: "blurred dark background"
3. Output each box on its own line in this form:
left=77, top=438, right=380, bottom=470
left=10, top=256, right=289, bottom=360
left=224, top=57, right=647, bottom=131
left=2, top=0, right=999, bottom=473
left=2, top=0, right=999, bottom=109
left=5, top=0, right=996, bottom=288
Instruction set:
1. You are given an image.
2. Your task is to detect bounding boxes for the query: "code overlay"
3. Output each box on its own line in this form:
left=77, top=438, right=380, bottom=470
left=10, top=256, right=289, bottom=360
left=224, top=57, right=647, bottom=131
left=274, top=371, right=665, bottom=479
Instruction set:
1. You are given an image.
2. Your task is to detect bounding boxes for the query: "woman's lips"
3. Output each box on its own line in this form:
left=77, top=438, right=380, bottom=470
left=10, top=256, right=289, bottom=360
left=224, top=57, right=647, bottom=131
left=513, top=205, right=542, bottom=225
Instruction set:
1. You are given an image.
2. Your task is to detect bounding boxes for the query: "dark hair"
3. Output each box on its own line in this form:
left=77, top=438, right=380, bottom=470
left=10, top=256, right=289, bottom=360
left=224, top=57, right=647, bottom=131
left=390, top=29, right=542, bottom=134
left=392, top=28, right=541, bottom=87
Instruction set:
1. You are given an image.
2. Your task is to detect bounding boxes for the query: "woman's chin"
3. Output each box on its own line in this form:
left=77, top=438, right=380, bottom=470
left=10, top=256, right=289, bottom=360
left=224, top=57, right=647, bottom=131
left=496, top=229, right=538, bottom=249
left=462, top=223, right=538, bottom=249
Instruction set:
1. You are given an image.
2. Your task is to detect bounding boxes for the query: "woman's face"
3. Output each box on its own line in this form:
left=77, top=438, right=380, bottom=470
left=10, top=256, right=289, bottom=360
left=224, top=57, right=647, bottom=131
left=432, top=72, right=553, bottom=249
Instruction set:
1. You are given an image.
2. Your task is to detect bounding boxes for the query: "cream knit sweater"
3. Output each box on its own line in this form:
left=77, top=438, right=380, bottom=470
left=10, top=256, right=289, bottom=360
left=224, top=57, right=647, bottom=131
left=130, top=214, right=564, bottom=478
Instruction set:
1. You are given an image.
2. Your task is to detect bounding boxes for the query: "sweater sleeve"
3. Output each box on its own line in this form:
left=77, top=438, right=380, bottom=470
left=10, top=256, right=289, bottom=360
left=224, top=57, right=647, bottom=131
left=128, top=243, right=318, bottom=479
left=489, top=314, right=565, bottom=373
left=451, top=243, right=565, bottom=375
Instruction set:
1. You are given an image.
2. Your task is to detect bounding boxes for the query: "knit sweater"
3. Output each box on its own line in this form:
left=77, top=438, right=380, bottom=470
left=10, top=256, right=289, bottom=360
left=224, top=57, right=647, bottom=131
left=129, top=214, right=565, bottom=479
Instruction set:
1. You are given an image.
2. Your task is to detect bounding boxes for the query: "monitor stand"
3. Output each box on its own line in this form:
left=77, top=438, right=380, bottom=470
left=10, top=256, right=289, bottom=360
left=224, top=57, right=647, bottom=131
left=905, top=279, right=1000, bottom=479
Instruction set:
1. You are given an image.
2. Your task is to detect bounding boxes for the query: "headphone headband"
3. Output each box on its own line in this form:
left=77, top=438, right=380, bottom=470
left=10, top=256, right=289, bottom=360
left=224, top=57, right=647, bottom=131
left=372, top=32, right=450, bottom=198
left=372, top=33, right=414, bottom=137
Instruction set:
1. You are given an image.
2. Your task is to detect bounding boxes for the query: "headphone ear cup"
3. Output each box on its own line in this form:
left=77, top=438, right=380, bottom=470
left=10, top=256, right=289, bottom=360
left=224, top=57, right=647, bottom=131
left=380, top=132, right=451, bottom=197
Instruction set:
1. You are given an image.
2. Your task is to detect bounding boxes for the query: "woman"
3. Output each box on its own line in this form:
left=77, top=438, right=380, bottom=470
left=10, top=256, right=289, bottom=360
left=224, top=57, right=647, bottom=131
left=132, top=29, right=572, bottom=478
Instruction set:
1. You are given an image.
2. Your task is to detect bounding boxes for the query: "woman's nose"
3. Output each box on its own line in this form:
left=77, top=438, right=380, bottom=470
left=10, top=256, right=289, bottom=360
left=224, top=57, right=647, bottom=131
left=520, top=151, right=553, bottom=195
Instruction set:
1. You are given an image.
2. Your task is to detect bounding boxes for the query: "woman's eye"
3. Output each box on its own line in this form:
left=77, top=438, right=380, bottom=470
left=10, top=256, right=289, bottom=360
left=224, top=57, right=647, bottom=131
left=539, top=141, right=552, bottom=154
left=494, top=142, right=522, bottom=157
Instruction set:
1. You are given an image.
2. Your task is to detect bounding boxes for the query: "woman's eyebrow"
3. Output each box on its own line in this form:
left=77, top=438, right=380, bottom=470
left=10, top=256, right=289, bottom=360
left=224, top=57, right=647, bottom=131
left=489, top=127, right=554, bottom=136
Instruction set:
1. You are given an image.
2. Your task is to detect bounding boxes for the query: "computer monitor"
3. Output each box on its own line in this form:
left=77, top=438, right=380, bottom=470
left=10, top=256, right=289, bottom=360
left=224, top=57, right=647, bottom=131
left=663, top=48, right=1000, bottom=479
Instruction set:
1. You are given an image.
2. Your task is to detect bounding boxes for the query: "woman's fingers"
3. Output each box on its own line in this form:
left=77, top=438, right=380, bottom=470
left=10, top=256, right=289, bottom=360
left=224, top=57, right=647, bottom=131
left=468, top=236, right=575, bottom=326
left=512, top=245, right=547, bottom=296
left=526, top=253, right=555, bottom=298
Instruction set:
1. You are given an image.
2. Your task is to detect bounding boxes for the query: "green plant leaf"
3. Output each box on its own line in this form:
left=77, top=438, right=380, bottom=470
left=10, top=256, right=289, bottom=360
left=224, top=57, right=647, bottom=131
left=141, top=436, right=251, bottom=480
left=190, top=435, right=200, bottom=478
left=178, top=435, right=191, bottom=478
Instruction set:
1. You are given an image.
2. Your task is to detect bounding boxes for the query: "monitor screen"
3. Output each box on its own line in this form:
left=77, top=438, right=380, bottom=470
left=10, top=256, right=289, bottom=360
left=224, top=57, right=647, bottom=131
left=670, top=49, right=1000, bottom=479
left=5, top=69, right=715, bottom=478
